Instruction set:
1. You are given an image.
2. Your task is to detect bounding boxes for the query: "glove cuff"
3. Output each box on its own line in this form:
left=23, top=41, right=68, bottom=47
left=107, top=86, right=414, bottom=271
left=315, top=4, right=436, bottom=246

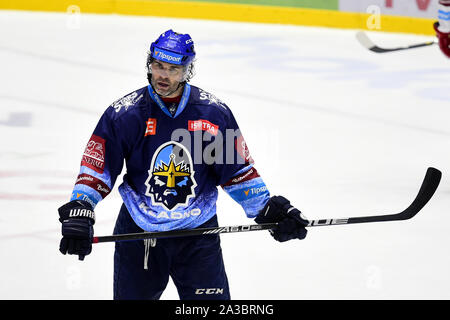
left=58, top=200, right=96, bottom=224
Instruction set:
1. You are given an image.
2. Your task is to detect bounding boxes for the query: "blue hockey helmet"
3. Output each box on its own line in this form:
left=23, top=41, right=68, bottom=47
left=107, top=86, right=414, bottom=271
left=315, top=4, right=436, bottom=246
left=150, top=29, right=195, bottom=66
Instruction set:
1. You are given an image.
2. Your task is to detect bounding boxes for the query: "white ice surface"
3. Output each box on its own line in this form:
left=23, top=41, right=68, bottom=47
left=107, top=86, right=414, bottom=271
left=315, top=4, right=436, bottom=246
left=0, top=10, right=449, bottom=300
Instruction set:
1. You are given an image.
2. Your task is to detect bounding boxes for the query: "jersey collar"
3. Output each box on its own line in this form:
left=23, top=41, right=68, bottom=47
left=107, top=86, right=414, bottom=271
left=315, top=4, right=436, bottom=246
left=147, top=83, right=191, bottom=118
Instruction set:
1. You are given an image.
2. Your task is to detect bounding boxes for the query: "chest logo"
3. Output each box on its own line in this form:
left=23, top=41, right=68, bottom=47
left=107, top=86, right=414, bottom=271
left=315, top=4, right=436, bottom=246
left=145, top=141, right=197, bottom=211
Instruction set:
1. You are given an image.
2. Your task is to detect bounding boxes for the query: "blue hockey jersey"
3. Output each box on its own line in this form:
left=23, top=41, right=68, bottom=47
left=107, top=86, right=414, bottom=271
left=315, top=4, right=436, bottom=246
left=70, top=83, right=270, bottom=232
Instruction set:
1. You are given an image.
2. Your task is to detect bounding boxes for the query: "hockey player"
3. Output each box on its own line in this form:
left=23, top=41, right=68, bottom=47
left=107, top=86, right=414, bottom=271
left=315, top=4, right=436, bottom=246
left=57, top=30, right=308, bottom=300
left=434, top=0, right=450, bottom=58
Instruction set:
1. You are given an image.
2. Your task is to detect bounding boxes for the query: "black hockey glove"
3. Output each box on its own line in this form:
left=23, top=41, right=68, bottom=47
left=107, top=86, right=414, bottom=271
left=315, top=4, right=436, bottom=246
left=58, top=200, right=95, bottom=260
left=255, top=195, right=308, bottom=242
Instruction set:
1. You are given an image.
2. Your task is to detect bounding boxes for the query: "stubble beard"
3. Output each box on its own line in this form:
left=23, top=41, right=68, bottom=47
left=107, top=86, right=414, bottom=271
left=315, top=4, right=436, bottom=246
left=151, top=76, right=183, bottom=97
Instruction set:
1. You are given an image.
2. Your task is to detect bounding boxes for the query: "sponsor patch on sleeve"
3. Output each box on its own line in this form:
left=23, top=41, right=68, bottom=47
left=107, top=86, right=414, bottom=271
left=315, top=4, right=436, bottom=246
left=70, top=191, right=98, bottom=208
left=221, top=168, right=260, bottom=187
left=81, top=134, right=105, bottom=174
left=227, top=183, right=268, bottom=202
left=235, top=135, right=254, bottom=164
left=75, top=173, right=111, bottom=199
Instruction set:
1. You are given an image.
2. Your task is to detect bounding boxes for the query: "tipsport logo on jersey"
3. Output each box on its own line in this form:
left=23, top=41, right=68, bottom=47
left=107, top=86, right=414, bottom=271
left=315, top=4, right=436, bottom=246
left=145, top=141, right=197, bottom=211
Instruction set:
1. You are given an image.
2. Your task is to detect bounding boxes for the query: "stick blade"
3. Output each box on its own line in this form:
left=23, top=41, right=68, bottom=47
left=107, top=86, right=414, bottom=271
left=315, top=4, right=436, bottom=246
left=355, top=31, right=392, bottom=53
left=355, top=31, right=376, bottom=50
left=402, top=167, right=442, bottom=220
left=356, top=31, right=437, bottom=53
left=345, top=167, right=441, bottom=225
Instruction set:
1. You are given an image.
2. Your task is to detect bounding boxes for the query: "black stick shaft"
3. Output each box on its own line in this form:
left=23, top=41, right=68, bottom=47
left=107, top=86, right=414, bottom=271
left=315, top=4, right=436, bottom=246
left=93, top=167, right=441, bottom=243
left=93, top=223, right=277, bottom=243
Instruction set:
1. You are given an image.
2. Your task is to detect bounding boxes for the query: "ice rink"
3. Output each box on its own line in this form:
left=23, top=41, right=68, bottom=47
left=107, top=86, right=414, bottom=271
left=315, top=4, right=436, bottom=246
left=0, top=10, right=449, bottom=300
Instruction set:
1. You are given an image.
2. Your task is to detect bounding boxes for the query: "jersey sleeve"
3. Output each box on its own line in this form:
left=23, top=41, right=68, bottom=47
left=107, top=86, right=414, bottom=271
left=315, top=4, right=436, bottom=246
left=70, top=108, right=126, bottom=208
left=213, top=110, right=270, bottom=218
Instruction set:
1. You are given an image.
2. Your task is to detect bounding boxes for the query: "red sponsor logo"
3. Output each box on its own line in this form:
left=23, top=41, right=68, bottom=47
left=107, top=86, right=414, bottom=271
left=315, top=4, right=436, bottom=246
left=75, top=173, right=111, bottom=198
left=188, top=119, right=219, bottom=136
left=235, top=135, right=253, bottom=164
left=81, top=134, right=105, bottom=173
left=145, top=118, right=157, bottom=136
left=222, top=168, right=260, bottom=187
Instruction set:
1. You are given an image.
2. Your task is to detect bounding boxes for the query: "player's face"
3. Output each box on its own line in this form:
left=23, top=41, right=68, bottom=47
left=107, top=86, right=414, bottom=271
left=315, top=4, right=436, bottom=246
left=150, top=60, right=184, bottom=97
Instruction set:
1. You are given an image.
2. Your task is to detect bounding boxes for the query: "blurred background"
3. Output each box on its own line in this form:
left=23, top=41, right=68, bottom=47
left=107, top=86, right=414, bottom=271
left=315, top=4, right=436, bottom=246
left=0, top=0, right=449, bottom=299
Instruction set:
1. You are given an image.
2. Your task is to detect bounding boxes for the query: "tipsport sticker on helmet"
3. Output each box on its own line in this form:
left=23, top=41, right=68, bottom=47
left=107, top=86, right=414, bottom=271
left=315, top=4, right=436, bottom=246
left=144, top=141, right=197, bottom=211
left=152, top=48, right=184, bottom=65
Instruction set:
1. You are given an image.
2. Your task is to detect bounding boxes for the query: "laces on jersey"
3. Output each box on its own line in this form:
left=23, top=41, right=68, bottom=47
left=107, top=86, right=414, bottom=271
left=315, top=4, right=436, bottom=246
left=143, top=238, right=157, bottom=270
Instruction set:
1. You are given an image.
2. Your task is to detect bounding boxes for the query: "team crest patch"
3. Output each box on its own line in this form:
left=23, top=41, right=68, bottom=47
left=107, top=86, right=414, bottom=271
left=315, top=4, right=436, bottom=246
left=145, top=141, right=197, bottom=211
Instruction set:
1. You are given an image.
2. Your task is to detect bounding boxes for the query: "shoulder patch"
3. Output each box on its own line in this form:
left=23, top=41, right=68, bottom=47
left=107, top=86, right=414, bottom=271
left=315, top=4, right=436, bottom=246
left=198, top=88, right=227, bottom=110
left=111, top=91, right=143, bottom=113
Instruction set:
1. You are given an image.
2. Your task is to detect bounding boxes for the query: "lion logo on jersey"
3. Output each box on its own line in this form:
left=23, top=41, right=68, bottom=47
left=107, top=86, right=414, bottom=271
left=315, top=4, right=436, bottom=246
left=145, top=141, right=197, bottom=211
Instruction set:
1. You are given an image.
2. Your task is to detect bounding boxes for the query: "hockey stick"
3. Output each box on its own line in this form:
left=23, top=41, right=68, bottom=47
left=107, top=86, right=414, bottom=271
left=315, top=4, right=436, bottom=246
left=93, top=223, right=276, bottom=243
left=308, top=167, right=441, bottom=226
left=356, top=31, right=437, bottom=53
left=93, top=167, right=441, bottom=243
